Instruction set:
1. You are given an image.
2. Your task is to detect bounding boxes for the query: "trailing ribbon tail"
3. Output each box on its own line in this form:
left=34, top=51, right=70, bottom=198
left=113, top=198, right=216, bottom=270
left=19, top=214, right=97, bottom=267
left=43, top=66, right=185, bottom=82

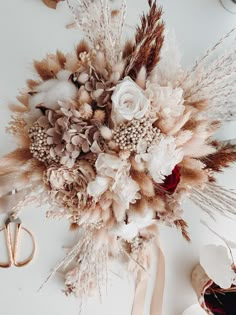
left=132, top=238, right=165, bottom=315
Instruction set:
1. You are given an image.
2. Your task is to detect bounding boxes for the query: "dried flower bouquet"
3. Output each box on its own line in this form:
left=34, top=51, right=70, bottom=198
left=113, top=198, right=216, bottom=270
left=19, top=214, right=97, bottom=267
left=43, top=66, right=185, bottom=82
left=1, top=0, right=236, bottom=310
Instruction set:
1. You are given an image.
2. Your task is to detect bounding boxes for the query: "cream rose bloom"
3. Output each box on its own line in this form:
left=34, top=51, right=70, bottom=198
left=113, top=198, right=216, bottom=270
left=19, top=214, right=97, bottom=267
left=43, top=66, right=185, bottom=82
left=111, top=77, right=150, bottom=125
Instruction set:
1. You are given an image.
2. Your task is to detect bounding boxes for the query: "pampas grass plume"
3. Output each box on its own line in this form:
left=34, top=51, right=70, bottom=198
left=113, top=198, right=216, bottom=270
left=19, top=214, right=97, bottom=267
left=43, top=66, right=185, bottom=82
left=100, top=126, right=113, bottom=140
left=108, top=140, right=119, bottom=151
left=131, top=157, right=145, bottom=172
left=93, top=110, right=106, bottom=123
left=131, top=171, right=155, bottom=197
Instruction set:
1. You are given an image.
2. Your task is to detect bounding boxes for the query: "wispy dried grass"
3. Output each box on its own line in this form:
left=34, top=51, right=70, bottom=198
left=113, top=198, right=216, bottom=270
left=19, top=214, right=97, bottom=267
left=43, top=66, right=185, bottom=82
left=191, top=183, right=236, bottom=219
left=67, top=0, right=127, bottom=67
left=174, top=219, right=190, bottom=242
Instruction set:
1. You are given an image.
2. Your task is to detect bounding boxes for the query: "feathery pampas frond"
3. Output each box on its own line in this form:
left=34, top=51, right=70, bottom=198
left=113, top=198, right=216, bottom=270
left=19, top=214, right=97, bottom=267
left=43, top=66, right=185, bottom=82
left=67, top=0, right=127, bottom=67
left=182, top=27, right=236, bottom=121
left=191, top=183, right=236, bottom=219
left=124, top=0, right=164, bottom=78
left=180, top=26, right=236, bottom=86
left=149, top=31, right=182, bottom=87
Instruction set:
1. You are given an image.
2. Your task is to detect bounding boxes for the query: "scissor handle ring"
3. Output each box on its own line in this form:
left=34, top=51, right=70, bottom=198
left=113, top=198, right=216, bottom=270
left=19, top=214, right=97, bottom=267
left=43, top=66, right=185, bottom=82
left=14, top=226, right=36, bottom=267
left=0, top=226, right=12, bottom=268
left=0, top=224, right=36, bottom=268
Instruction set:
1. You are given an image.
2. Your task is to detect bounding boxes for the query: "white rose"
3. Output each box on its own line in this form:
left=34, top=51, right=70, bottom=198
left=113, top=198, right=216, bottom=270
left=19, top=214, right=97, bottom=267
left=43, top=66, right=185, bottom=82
left=111, top=77, right=150, bottom=125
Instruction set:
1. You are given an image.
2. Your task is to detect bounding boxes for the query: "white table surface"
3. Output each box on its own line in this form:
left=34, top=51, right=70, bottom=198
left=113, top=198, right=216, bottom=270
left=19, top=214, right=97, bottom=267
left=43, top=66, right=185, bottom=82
left=0, top=1, right=236, bottom=315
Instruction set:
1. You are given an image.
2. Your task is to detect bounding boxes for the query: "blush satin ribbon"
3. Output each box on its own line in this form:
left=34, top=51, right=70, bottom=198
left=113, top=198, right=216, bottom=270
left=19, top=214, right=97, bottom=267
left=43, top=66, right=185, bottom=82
left=131, top=239, right=165, bottom=315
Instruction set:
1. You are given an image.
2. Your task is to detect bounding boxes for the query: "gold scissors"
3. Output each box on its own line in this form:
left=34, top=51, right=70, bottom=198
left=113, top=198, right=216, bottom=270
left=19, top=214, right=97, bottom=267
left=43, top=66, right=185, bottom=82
left=0, top=213, right=36, bottom=268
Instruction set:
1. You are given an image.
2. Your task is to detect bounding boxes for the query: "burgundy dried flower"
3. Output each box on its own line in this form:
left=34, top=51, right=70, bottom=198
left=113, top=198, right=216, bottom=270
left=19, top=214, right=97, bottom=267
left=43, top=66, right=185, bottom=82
left=161, top=165, right=181, bottom=194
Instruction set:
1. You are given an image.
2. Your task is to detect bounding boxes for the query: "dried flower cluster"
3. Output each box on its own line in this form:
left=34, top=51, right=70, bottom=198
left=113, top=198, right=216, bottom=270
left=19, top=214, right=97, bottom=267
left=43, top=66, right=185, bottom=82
left=112, top=118, right=161, bottom=152
left=1, top=0, right=236, bottom=305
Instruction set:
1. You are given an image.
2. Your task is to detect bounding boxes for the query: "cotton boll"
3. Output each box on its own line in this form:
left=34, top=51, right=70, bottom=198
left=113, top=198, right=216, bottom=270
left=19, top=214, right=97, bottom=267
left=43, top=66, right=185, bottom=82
left=56, top=69, right=72, bottom=81
left=28, top=92, right=45, bottom=109
left=128, top=206, right=154, bottom=229
left=34, top=79, right=57, bottom=93
left=43, top=81, right=77, bottom=109
left=112, top=207, right=154, bottom=241
left=29, top=76, right=77, bottom=111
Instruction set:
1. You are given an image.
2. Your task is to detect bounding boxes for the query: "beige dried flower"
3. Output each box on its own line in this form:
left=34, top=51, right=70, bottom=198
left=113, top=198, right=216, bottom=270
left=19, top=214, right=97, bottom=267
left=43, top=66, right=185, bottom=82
left=119, top=150, right=131, bottom=160
left=79, top=103, right=93, bottom=120
left=71, top=69, right=116, bottom=107
left=29, top=123, right=59, bottom=164
left=93, top=109, right=106, bottom=123
left=113, top=118, right=161, bottom=152
left=85, top=79, right=114, bottom=107
left=44, top=160, right=95, bottom=215
left=32, top=105, right=99, bottom=168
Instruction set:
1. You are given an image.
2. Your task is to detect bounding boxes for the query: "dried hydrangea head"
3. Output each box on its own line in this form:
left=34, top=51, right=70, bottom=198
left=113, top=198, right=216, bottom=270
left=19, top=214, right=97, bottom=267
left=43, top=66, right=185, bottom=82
left=30, top=104, right=100, bottom=168
left=71, top=69, right=116, bottom=108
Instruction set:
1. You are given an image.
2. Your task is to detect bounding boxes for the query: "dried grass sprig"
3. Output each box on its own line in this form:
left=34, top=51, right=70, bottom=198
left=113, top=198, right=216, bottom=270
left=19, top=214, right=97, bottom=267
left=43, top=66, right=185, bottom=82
left=174, top=219, right=190, bottom=242
left=183, top=41, right=236, bottom=121
left=191, top=183, right=236, bottom=219
left=201, top=142, right=236, bottom=173
left=67, top=0, right=127, bottom=67
left=179, top=26, right=236, bottom=86
left=124, top=0, right=164, bottom=78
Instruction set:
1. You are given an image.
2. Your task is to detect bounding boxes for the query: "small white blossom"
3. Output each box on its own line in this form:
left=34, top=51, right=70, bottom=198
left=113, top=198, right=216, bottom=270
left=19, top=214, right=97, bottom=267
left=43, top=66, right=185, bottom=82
left=136, top=136, right=183, bottom=183
left=87, top=153, right=140, bottom=216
